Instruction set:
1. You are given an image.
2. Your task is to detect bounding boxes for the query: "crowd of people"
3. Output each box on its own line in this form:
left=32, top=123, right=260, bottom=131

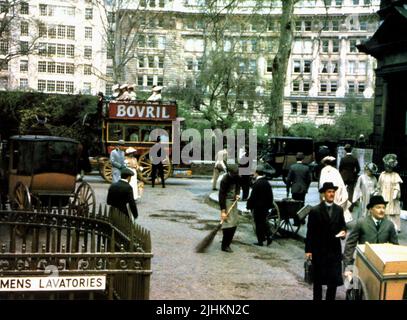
left=110, top=83, right=163, bottom=102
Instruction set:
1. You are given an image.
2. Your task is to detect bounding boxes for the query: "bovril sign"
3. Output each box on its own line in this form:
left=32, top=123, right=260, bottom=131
left=108, top=102, right=177, bottom=121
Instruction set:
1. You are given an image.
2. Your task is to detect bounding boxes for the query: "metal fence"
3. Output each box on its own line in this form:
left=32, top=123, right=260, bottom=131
left=0, top=205, right=152, bottom=300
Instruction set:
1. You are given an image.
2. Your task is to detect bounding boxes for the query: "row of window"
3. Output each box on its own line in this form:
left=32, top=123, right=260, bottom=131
left=38, top=79, right=75, bottom=93
left=137, top=35, right=166, bottom=49
left=38, top=24, right=76, bottom=40
left=0, top=1, right=28, bottom=14
left=139, top=0, right=166, bottom=8
left=290, top=102, right=336, bottom=116
left=38, top=43, right=76, bottom=58
left=37, top=61, right=75, bottom=74
left=138, top=56, right=165, bottom=69
left=291, top=80, right=365, bottom=94
left=39, top=4, right=75, bottom=17
left=292, top=56, right=366, bottom=74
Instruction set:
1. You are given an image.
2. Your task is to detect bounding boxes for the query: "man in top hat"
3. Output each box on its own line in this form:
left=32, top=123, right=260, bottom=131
left=107, top=167, right=138, bottom=221
left=286, top=152, right=312, bottom=203
left=343, top=195, right=398, bottom=275
left=339, top=144, right=361, bottom=201
left=305, top=182, right=347, bottom=300
left=147, top=85, right=162, bottom=102
left=110, top=139, right=126, bottom=184
left=246, top=164, right=274, bottom=246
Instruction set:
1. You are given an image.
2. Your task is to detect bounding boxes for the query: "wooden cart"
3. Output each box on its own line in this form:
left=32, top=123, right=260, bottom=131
left=3, top=135, right=95, bottom=214
left=348, top=243, right=407, bottom=300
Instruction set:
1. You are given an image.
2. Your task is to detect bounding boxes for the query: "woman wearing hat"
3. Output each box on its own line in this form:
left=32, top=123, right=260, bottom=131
left=147, top=85, right=162, bottom=102
left=352, top=162, right=378, bottom=218
left=125, top=147, right=143, bottom=201
left=378, top=154, right=403, bottom=232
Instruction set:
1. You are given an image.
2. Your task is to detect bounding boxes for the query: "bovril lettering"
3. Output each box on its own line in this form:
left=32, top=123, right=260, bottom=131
left=116, top=104, right=170, bottom=119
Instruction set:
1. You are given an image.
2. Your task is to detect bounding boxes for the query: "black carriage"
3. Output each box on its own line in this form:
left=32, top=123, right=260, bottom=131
left=0, top=135, right=95, bottom=214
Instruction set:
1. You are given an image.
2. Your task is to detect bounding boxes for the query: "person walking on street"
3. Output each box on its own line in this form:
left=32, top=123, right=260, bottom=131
left=212, top=145, right=228, bottom=191
left=377, top=154, right=403, bottom=233
left=246, top=165, right=273, bottom=246
left=352, top=162, right=378, bottom=218
left=343, top=195, right=398, bottom=277
left=110, top=140, right=126, bottom=184
left=107, top=167, right=139, bottom=222
left=125, top=147, right=142, bottom=201
left=219, top=164, right=241, bottom=253
left=339, top=144, right=361, bottom=201
left=286, top=152, right=311, bottom=203
left=150, top=136, right=166, bottom=188
left=305, top=182, right=347, bottom=300
left=238, top=147, right=252, bottom=200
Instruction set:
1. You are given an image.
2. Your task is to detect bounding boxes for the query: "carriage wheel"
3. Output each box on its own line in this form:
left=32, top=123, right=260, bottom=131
left=267, top=201, right=281, bottom=236
left=72, top=182, right=96, bottom=216
left=138, top=151, right=172, bottom=184
left=346, top=276, right=369, bottom=300
left=100, top=160, right=112, bottom=183
left=278, top=217, right=301, bottom=236
left=13, top=182, right=32, bottom=211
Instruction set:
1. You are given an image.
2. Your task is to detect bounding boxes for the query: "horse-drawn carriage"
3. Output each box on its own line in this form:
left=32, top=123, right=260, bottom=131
left=0, top=135, right=95, bottom=214
left=93, top=100, right=190, bottom=184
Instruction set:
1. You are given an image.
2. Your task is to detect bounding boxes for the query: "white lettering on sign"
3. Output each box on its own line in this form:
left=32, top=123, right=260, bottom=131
left=114, top=105, right=171, bottom=119
left=0, top=276, right=106, bottom=291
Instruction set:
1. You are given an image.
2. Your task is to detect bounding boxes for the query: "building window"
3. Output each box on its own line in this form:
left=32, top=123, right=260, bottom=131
left=47, top=62, right=55, bottom=73
left=84, top=64, right=92, bottom=75
left=322, top=39, right=329, bottom=53
left=57, top=44, right=65, bottom=57
left=301, top=103, right=308, bottom=115
left=318, top=103, right=324, bottom=115
left=148, top=56, right=154, bottom=68
left=57, top=25, right=66, bottom=39
left=0, top=40, right=8, bottom=55
left=38, top=24, right=47, bottom=37
left=347, top=60, right=356, bottom=74
left=331, top=61, right=338, bottom=73
left=48, top=43, right=56, bottom=56
left=83, top=82, right=91, bottom=94
left=20, top=2, right=29, bottom=14
left=20, top=78, right=28, bottom=89
left=66, top=63, right=74, bottom=74
left=328, top=103, right=335, bottom=114
left=293, top=81, right=300, bottom=92
left=320, top=82, right=327, bottom=92
left=38, top=80, right=46, bottom=91
left=20, top=41, right=29, bottom=54
left=293, top=60, right=301, bottom=73
left=84, top=46, right=92, bottom=59
left=267, top=59, right=273, bottom=73
left=197, top=58, right=202, bottom=71
left=47, top=80, right=56, bottom=92
left=158, top=56, right=164, bottom=69
left=56, top=81, right=64, bottom=92
left=20, top=60, right=28, bottom=72
left=39, top=4, right=47, bottom=16
left=38, top=61, right=46, bottom=72
left=291, top=102, right=298, bottom=114
left=331, top=81, right=337, bottom=92
left=85, top=8, right=93, bottom=20
left=67, top=26, right=75, bottom=40
left=147, top=76, right=154, bottom=86
left=332, top=20, right=339, bottom=31
left=187, top=58, right=193, bottom=71
left=360, top=20, right=367, bottom=31
left=137, top=75, right=144, bottom=87
left=0, top=59, right=7, bottom=71
left=349, top=39, right=358, bottom=53
left=20, top=21, right=29, bottom=36
left=304, top=60, right=311, bottom=73
left=138, top=57, right=145, bottom=68
left=106, top=66, right=113, bottom=77
left=348, top=81, right=355, bottom=93
left=332, top=39, right=339, bottom=53
left=303, top=82, right=310, bottom=92
left=358, top=61, right=367, bottom=75
left=304, top=20, right=312, bottom=31
left=85, top=27, right=92, bottom=40
left=57, top=63, right=65, bottom=74
left=65, top=81, right=74, bottom=93
left=48, top=26, right=56, bottom=39
left=157, top=76, right=163, bottom=86
left=358, top=82, right=365, bottom=93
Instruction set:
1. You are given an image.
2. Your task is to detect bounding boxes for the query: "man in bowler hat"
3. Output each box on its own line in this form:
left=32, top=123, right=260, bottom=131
left=107, top=167, right=138, bottom=221
left=305, top=182, right=347, bottom=300
left=343, top=195, right=398, bottom=275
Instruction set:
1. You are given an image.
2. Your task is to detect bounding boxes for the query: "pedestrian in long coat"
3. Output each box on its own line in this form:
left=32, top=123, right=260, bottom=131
left=246, top=165, right=273, bottom=246
left=352, top=162, right=378, bottom=218
left=339, top=144, right=361, bottom=201
left=110, top=140, right=126, bottom=183
left=286, top=152, right=312, bottom=203
left=305, top=182, right=347, bottom=300
left=219, top=164, right=241, bottom=253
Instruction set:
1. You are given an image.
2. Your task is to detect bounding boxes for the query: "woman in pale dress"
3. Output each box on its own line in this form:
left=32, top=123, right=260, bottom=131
left=125, top=147, right=143, bottom=201
left=377, top=154, right=403, bottom=232
left=319, top=156, right=352, bottom=222
left=352, top=162, right=378, bottom=218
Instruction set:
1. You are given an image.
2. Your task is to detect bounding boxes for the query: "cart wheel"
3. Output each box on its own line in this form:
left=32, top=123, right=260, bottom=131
left=346, top=276, right=369, bottom=300
left=12, top=182, right=32, bottom=211
left=100, top=160, right=112, bottom=183
left=72, top=182, right=96, bottom=216
left=267, top=201, right=281, bottom=236
left=278, top=217, right=301, bottom=236
left=138, top=151, right=172, bottom=184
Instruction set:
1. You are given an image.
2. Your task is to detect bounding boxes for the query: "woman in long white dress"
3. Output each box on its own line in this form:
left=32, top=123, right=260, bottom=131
left=125, top=147, right=143, bottom=201
left=319, top=156, right=352, bottom=222
left=377, top=154, right=403, bottom=232
left=352, top=162, right=378, bottom=218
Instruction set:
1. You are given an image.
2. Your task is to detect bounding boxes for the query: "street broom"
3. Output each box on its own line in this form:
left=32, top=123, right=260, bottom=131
left=195, top=199, right=238, bottom=253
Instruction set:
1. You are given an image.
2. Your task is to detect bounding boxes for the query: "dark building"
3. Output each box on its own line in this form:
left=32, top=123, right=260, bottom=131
left=358, top=0, right=407, bottom=207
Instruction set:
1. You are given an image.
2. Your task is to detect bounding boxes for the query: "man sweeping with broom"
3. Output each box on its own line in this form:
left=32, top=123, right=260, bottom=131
left=219, top=164, right=241, bottom=253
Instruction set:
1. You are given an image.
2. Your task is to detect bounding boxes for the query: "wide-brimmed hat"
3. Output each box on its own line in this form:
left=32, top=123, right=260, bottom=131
left=112, top=84, right=120, bottom=91
left=117, top=139, right=125, bottom=145
left=322, top=156, right=336, bottom=164
left=125, top=147, right=137, bottom=154
left=152, top=86, right=163, bottom=92
left=367, top=195, right=388, bottom=209
left=120, top=84, right=128, bottom=90
left=296, top=152, right=305, bottom=160
left=120, top=167, right=134, bottom=178
left=319, top=182, right=338, bottom=193
left=365, top=162, right=378, bottom=174
left=383, top=153, right=398, bottom=168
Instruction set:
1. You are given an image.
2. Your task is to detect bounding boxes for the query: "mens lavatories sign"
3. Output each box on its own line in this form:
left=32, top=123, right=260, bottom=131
left=0, top=276, right=106, bottom=291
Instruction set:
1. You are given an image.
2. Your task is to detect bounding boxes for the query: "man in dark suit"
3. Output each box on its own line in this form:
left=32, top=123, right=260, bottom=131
left=247, top=165, right=274, bottom=246
left=151, top=136, right=165, bottom=188
left=286, top=152, right=312, bottom=203
left=305, top=182, right=347, bottom=300
left=339, top=144, right=361, bottom=201
left=107, top=167, right=138, bottom=221
left=343, top=195, right=398, bottom=274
